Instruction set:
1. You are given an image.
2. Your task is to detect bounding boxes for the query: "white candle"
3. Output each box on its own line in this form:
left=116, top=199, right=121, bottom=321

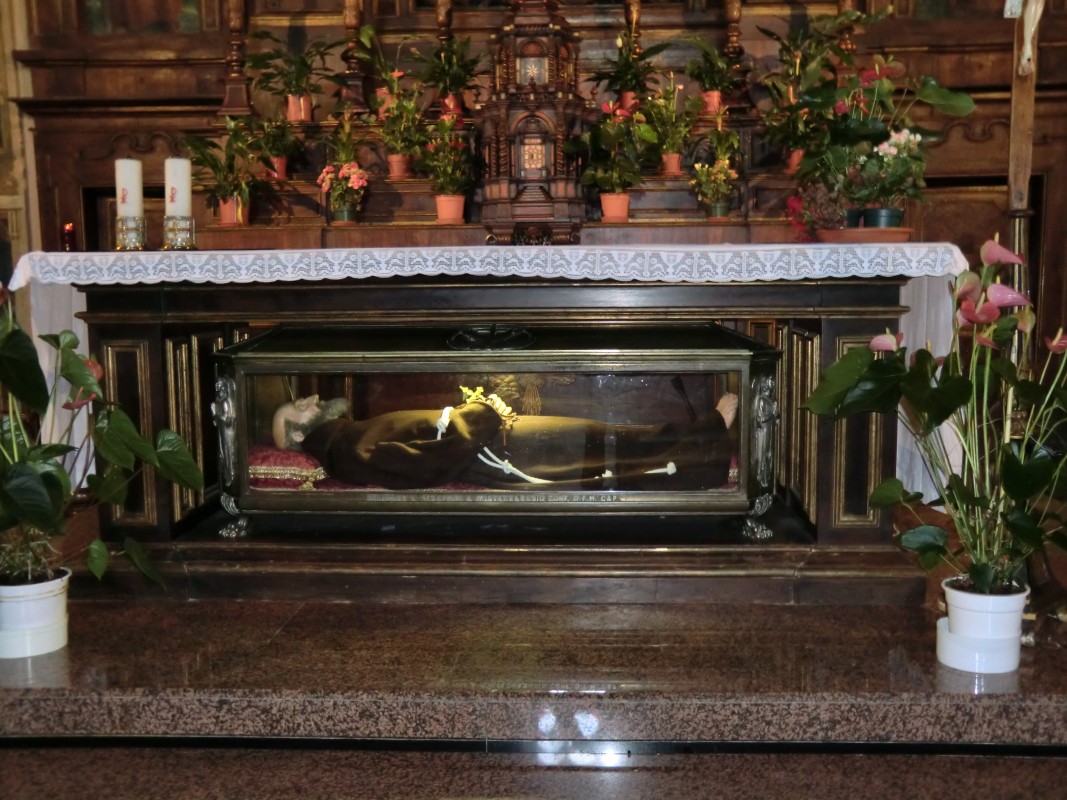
left=165, top=157, right=193, bottom=217
left=114, top=159, right=144, bottom=217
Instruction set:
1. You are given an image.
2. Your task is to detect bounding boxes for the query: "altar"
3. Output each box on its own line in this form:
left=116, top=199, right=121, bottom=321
left=13, top=241, right=966, bottom=602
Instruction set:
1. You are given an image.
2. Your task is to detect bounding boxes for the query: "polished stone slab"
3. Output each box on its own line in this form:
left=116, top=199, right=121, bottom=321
left=2, top=600, right=1067, bottom=746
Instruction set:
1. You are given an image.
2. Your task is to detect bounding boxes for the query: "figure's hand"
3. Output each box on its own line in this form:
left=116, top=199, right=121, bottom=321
left=717, top=393, right=739, bottom=429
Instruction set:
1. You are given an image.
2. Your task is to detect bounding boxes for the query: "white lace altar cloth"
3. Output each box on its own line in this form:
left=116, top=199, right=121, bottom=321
left=11, top=242, right=967, bottom=289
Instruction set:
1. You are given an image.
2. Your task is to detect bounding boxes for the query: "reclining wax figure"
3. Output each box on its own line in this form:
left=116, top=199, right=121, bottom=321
left=271, top=387, right=739, bottom=491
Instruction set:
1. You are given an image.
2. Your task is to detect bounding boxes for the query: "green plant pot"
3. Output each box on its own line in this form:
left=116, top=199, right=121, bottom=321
left=704, top=200, right=731, bottom=219
left=332, top=205, right=358, bottom=225
left=863, top=207, right=904, bottom=228
left=845, top=208, right=863, bottom=228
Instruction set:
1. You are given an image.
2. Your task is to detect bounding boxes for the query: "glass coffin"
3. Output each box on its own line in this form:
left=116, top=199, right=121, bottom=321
left=212, top=325, right=780, bottom=517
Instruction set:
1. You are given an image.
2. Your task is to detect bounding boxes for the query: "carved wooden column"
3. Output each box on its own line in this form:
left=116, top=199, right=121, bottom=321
left=219, top=0, right=252, bottom=116
left=836, top=0, right=857, bottom=54
left=339, top=0, right=369, bottom=113
left=724, top=0, right=742, bottom=59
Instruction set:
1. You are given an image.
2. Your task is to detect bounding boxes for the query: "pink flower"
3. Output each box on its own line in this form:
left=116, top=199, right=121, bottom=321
left=869, top=331, right=903, bottom=352
left=958, top=298, right=1000, bottom=325
left=954, top=271, right=982, bottom=303
left=979, top=239, right=1023, bottom=267
left=1046, top=329, right=1067, bottom=353
left=63, top=390, right=97, bottom=410
left=985, top=281, right=1030, bottom=308
left=84, top=358, right=104, bottom=382
left=975, top=331, right=998, bottom=349
left=390, top=70, right=404, bottom=78
left=834, top=99, right=849, bottom=115
left=600, top=101, right=614, bottom=114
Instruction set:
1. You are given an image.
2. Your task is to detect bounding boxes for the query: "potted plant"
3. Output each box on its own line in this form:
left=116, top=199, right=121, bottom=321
left=417, top=115, right=473, bottom=224
left=571, top=100, right=658, bottom=223
left=0, top=291, right=202, bottom=658
left=250, top=117, right=299, bottom=180
left=588, top=27, right=671, bottom=107
left=641, top=75, right=702, bottom=176
left=373, top=78, right=429, bottom=179
left=803, top=239, right=1065, bottom=672
left=690, top=159, right=737, bottom=219
left=800, top=53, right=974, bottom=226
left=184, top=117, right=266, bottom=226
left=412, top=35, right=483, bottom=118
left=317, top=109, right=369, bottom=225
left=682, top=35, right=747, bottom=114
left=245, top=30, right=345, bottom=122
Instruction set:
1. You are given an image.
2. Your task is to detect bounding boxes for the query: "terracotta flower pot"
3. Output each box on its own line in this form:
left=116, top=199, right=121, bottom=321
left=440, top=93, right=463, bottom=120
left=267, top=156, right=288, bottom=180
left=386, top=153, right=413, bottom=180
left=218, top=197, right=247, bottom=227
left=660, top=153, right=684, bottom=178
left=784, top=149, right=804, bottom=176
left=600, top=192, right=630, bottom=224
left=285, top=94, right=313, bottom=123
left=701, top=90, right=723, bottom=115
left=434, top=194, right=465, bottom=225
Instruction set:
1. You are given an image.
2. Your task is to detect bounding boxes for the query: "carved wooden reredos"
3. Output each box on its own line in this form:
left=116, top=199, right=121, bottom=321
left=11, top=0, right=1067, bottom=333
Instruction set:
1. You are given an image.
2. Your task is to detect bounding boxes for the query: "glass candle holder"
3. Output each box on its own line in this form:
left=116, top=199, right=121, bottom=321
left=162, top=216, right=196, bottom=250
left=114, top=216, right=146, bottom=251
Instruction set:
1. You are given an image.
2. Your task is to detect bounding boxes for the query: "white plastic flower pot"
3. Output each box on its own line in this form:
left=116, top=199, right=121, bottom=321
left=937, top=577, right=1028, bottom=674
left=0, top=569, right=70, bottom=659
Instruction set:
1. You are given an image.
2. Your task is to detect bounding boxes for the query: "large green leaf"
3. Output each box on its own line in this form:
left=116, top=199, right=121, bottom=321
left=0, top=327, right=49, bottom=413
left=838, top=356, right=906, bottom=415
left=899, top=525, right=949, bottom=555
left=86, top=538, right=110, bottom=580
left=86, top=464, right=130, bottom=506
left=968, top=562, right=996, bottom=593
left=1003, top=507, right=1044, bottom=551
left=916, top=77, right=976, bottom=116
left=154, top=429, right=204, bottom=492
left=0, top=463, right=63, bottom=531
left=123, top=537, right=166, bottom=590
left=913, top=376, right=971, bottom=433
left=1002, top=446, right=1056, bottom=501
left=93, top=408, right=157, bottom=469
left=803, top=347, right=874, bottom=416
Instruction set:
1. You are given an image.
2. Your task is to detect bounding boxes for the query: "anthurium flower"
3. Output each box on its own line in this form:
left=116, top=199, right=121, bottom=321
left=986, top=281, right=1030, bottom=308
left=980, top=239, right=1023, bottom=266
left=1046, top=329, right=1067, bottom=353
left=868, top=330, right=903, bottom=352
left=974, top=330, right=998, bottom=348
left=958, top=298, right=1000, bottom=325
left=62, top=390, right=97, bottom=411
left=954, top=271, right=982, bottom=303
left=1016, top=307, right=1036, bottom=333
left=84, top=358, right=104, bottom=382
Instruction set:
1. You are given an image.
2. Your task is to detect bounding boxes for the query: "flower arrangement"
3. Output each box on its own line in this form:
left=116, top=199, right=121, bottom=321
left=641, top=76, right=702, bottom=156
left=784, top=183, right=847, bottom=240
left=417, top=115, right=472, bottom=195
left=317, top=162, right=369, bottom=212
left=690, top=159, right=737, bottom=207
left=803, top=240, right=1067, bottom=594
left=848, top=128, right=927, bottom=209
left=0, top=293, right=202, bottom=585
left=572, top=100, right=658, bottom=194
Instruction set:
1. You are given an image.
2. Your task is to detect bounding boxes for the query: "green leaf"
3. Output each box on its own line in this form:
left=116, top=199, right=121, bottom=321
left=123, top=537, right=166, bottom=589
left=1003, top=507, right=1044, bottom=551
left=154, top=429, right=204, bottom=492
left=968, top=562, right=996, bottom=594
left=94, top=408, right=158, bottom=469
left=803, top=347, right=874, bottom=416
left=1002, top=446, right=1056, bottom=501
left=59, top=348, right=103, bottom=400
left=86, top=464, right=130, bottom=506
left=915, top=376, right=971, bottom=432
left=899, top=524, right=949, bottom=554
left=916, top=77, right=976, bottom=116
left=838, top=356, right=906, bottom=415
left=86, top=539, right=110, bottom=580
left=870, top=477, right=907, bottom=508
left=0, top=463, right=64, bottom=531
left=0, top=327, right=50, bottom=413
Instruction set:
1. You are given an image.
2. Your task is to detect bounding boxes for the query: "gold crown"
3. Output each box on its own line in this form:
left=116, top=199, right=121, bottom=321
left=459, top=385, right=518, bottom=429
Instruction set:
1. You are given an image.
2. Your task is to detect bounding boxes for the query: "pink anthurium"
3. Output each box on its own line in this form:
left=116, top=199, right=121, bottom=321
left=868, top=331, right=903, bottom=352
left=986, top=281, right=1031, bottom=308
left=980, top=239, right=1023, bottom=267
left=958, top=298, right=1000, bottom=325
left=954, top=271, right=982, bottom=303
left=975, top=330, right=998, bottom=349
left=1046, top=329, right=1067, bottom=354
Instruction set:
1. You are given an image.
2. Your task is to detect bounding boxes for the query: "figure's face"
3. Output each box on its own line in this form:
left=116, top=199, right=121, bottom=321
left=272, top=394, right=322, bottom=449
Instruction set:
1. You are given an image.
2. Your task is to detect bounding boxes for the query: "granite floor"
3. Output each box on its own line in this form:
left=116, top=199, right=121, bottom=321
left=3, top=598, right=1067, bottom=798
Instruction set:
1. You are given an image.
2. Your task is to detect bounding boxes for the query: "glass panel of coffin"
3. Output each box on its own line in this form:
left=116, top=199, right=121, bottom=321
left=212, top=325, right=781, bottom=535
